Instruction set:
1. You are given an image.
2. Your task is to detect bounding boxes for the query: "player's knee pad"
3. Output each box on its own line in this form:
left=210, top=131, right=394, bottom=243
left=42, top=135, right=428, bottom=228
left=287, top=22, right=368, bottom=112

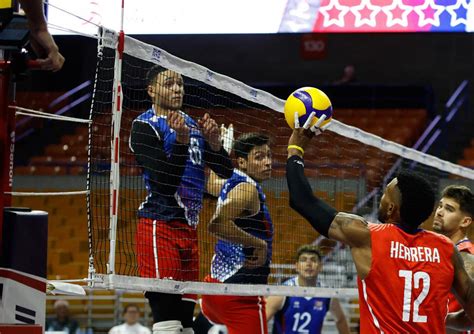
left=153, top=320, right=183, bottom=334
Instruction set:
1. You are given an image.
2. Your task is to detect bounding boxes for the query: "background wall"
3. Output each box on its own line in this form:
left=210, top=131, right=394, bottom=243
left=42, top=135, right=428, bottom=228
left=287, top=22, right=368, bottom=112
left=136, top=33, right=474, bottom=106
left=23, top=33, right=474, bottom=113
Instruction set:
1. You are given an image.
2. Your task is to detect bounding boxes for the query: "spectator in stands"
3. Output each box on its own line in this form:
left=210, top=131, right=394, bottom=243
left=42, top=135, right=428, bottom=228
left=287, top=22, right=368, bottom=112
left=266, top=244, right=351, bottom=334
left=45, top=300, right=79, bottom=334
left=109, top=304, right=151, bottom=334
left=332, top=65, right=357, bottom=85
left=18, top=0, right=65, bottom=71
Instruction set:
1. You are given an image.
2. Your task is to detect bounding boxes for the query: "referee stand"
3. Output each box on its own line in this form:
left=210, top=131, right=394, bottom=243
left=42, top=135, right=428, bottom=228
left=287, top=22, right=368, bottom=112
left=0, top=5, right=48, bottom=333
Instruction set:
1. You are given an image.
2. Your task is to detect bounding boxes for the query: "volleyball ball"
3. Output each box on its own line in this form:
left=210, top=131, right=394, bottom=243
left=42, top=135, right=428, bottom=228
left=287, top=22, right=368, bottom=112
left=284, top=87, right=333, bottom=129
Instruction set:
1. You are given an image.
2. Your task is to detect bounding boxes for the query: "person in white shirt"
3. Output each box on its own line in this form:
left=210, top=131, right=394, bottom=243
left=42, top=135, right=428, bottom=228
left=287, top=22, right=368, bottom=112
left=109, top=304, right=151, bottom=334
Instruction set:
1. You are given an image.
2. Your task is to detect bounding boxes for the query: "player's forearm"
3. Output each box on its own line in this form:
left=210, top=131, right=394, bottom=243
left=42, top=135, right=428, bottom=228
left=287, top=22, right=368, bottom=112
left=466, top=282, right=474, bottom=322
left=205, top=142, right=233, bottom=179
left=446, top=310, right=474, bottom=331
left=286, top=155, right=338, bottom=237
left=131, top=122, right=189, bottom=195
left=264, top=298, right=281, bottom=321
left=19, top=0, right=47, bottom=29
left=139, top=143, right=189, bottom=195
left=336, top=318, right=351, bottom=334
left=208, top=216, right=262, bottom=248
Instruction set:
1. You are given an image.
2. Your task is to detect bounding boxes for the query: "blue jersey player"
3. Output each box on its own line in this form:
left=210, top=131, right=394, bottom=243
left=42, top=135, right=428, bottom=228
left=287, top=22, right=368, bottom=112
left=129, top=65, right=233, bottom=334
left=201, top=133, right=273, bottom=334
left=267, top=245, right=350, bottom=334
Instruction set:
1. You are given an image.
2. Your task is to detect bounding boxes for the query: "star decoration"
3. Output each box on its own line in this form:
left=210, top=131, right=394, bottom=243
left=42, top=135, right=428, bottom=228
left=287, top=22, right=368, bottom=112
left=414, top=0, right=445, bottom=27
left=446, top=0, right=469, bottom=26
left=467, top=0, right=474, bottom=31
left=382, top=0, right=413, bottom=27
left=352, top=0, right=382, bottom=28
left=319, top=0, right=351, bottom=27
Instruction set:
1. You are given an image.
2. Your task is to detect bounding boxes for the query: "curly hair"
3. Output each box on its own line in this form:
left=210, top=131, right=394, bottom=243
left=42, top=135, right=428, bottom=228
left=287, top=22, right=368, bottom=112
left=396, top=170, right=435, bottom=230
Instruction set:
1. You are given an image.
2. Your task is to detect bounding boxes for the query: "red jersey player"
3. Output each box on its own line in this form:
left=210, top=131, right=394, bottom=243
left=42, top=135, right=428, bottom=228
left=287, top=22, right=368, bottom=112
left=285, top=113, right=474, bottom=333
left=434, top=185, right=474, bottom=334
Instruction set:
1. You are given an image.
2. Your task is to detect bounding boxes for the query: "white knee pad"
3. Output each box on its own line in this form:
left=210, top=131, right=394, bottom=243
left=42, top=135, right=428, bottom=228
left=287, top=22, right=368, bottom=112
left=152, top=320, right=183, bottom=334
left=182, top=328, right=194, bottom=334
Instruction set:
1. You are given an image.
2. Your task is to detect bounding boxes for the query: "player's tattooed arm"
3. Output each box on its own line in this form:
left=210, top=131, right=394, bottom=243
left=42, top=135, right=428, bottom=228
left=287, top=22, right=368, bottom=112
left=460, top=253, right=474, bottom=278
left=328, top=212, right=371, bottom=248
left=451, top=248, right=474, bottom=321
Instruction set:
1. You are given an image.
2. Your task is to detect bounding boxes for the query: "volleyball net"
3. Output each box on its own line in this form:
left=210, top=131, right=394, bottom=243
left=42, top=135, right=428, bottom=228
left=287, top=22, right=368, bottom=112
left=86, top=27, right=474, bottom=298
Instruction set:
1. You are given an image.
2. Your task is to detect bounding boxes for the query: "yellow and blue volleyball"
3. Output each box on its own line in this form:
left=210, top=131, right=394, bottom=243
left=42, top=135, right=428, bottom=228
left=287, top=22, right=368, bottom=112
left=284, top=87, right=333, bottom=129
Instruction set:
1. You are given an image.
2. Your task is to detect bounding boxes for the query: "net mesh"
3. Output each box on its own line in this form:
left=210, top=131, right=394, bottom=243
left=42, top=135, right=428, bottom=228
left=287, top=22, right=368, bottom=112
left=87, top=30, right=474, bottom=297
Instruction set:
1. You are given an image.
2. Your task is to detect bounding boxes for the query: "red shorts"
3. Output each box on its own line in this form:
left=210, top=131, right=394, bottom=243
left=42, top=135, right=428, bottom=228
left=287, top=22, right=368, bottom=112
left=135, top=218, right=198, bottom=301
left=201, top=277, right=267, bottom=334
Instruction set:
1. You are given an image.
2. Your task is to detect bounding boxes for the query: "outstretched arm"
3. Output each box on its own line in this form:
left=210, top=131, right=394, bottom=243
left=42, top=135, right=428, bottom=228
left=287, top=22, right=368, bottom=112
left=19, top=0, right=65, bottom=71
left=286, top=155, right=370, bottom=248
left=208, top=182, right=267, bottom=268
left=285, top=113, right=370, bottom=248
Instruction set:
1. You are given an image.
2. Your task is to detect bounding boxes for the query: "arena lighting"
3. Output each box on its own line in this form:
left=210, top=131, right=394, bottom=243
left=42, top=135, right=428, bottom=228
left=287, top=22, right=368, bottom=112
left=46, top=0, right=474, bottom=34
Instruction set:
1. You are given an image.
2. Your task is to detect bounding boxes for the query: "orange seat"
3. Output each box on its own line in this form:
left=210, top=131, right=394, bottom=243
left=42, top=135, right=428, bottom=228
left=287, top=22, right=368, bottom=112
left=29, top=165, right=67, bottom=175
left=464, top=148, right=474, bottom=160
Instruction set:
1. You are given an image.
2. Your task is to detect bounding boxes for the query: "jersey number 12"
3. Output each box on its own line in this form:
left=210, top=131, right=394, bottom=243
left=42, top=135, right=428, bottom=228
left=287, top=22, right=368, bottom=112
left=398, top=270, right=430, bottom=323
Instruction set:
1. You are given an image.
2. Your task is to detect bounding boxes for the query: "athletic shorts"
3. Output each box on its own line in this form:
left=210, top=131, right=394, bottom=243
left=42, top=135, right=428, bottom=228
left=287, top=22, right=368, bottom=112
left=135, top=218, right=198, bottom=301
left=201, top=277, right=267, bottom=334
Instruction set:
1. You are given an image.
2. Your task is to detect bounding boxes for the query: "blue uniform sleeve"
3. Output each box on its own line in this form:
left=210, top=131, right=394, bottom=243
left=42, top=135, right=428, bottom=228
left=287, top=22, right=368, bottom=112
left=130, top=120, right=190, bottom=196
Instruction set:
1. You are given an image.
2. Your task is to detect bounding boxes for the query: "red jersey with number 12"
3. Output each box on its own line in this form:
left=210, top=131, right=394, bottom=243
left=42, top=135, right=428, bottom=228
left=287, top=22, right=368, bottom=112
left=357, top=223, right=454, bottom=334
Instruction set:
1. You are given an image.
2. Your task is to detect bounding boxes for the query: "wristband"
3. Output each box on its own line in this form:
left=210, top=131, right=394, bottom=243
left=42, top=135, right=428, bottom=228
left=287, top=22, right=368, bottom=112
left=287, top=145, right=304, bottom=155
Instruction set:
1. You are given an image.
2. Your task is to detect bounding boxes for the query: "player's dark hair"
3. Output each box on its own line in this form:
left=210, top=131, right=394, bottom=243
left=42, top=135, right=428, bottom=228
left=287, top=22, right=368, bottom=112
left=441, top=185, right=474, bottom=217
left=146, top=65, right=168, bottom=86
left=296, top=244, right=322, bottom=262
left=123, top=303, right=139, bottom=315
left=396, top=170, right=435, bottom=230
left=233, top=133, right=270, bottom=159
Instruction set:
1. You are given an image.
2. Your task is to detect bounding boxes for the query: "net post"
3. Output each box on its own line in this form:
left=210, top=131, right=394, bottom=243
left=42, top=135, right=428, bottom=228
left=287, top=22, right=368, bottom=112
left=0, top=52, right=13, bottom=256
left=107, top=29, right=125, bottom=275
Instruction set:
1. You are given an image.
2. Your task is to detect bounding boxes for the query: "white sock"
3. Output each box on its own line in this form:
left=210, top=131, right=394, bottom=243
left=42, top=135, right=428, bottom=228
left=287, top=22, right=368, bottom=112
left=152, top=320, right=183, bottom=334
left=182, top=328, right=194, bottom=334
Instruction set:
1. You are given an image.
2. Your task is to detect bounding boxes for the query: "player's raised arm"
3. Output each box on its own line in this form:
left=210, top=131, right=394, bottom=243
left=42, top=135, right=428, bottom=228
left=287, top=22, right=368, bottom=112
left=265, top=295, right=285, bottom=321
left=451, top=247, right=474, bottom=321
left=129, top=112, right=190, bottom=196
left=285, top=113, right=370, bottom=248
left=205, top=123, right=235, bottom=197
left=200, top=113, right=234, bottom=179
left=208, top=182, right=267, bottom=268
left=19, top=0, right=65, bottom=71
